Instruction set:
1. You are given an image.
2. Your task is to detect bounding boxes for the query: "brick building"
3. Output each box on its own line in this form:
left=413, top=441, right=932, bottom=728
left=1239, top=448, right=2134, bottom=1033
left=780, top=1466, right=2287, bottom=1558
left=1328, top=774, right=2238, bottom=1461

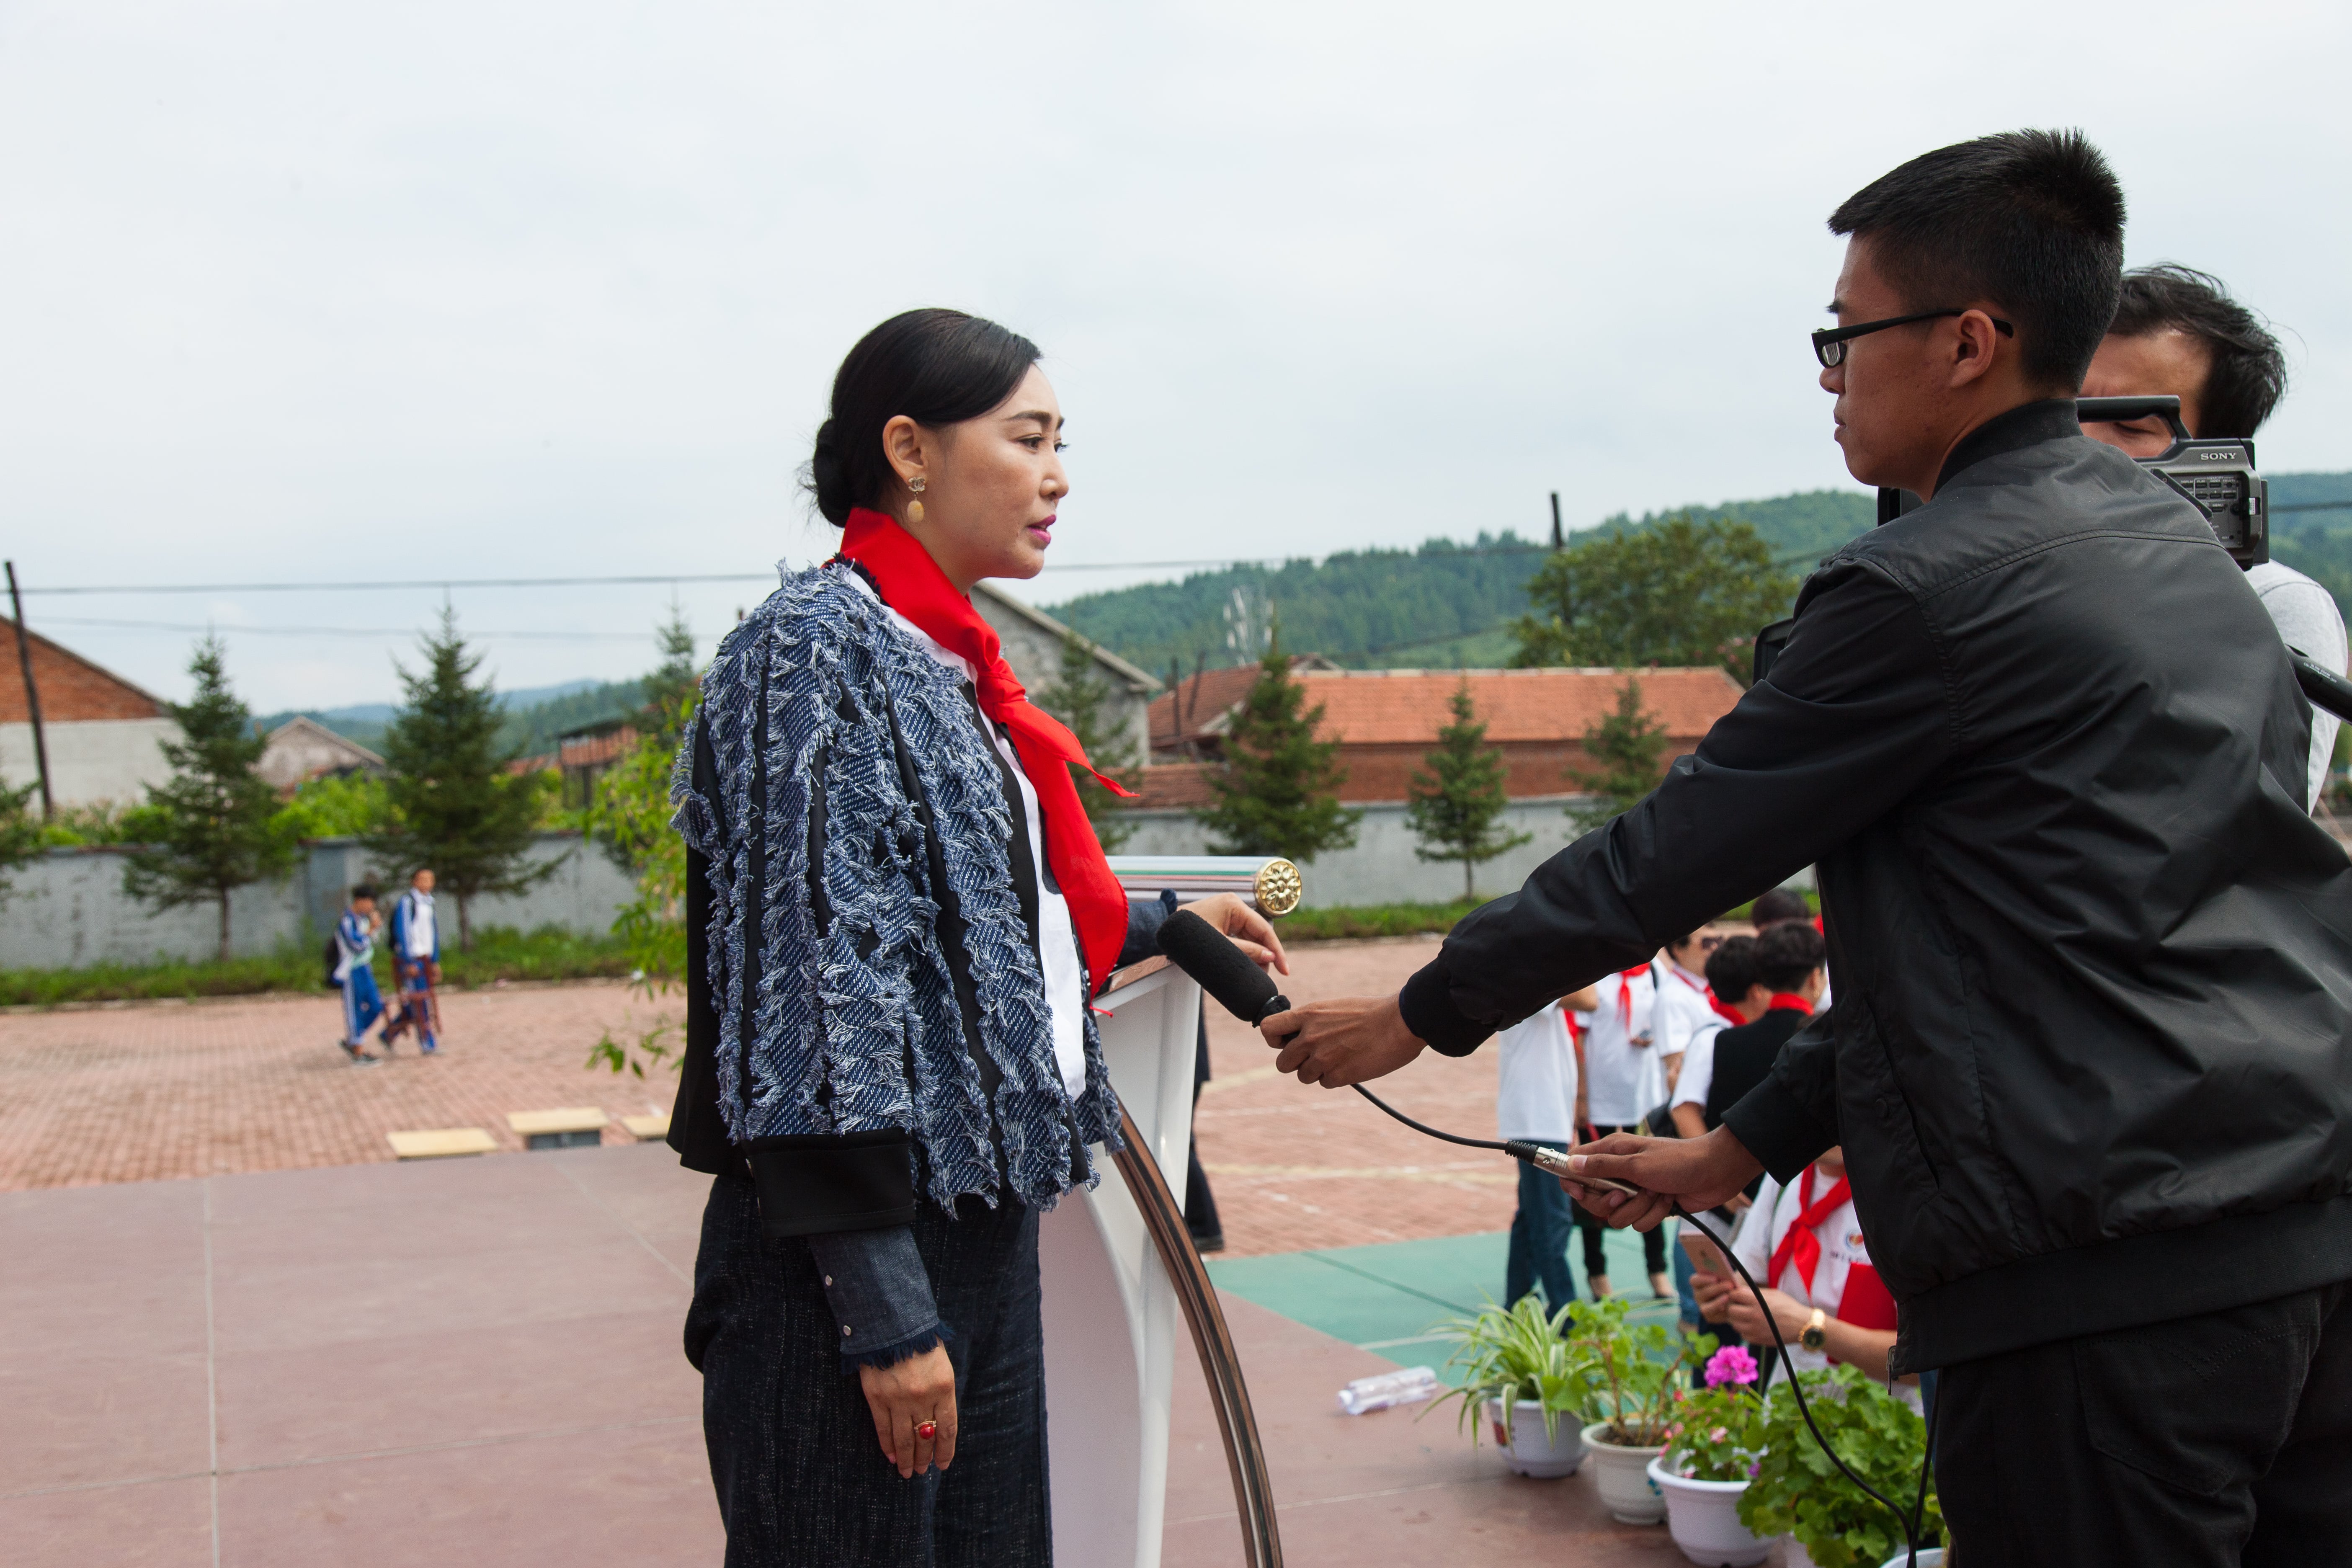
left=1, top=622, right=179, bottom=808
left=1142, top=664, right=1745, bottom=806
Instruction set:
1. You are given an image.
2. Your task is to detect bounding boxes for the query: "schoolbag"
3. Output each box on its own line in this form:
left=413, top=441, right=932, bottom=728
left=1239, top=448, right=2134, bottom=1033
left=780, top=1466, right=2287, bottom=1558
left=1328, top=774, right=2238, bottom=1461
left=322, top=934, right=340, bottom=990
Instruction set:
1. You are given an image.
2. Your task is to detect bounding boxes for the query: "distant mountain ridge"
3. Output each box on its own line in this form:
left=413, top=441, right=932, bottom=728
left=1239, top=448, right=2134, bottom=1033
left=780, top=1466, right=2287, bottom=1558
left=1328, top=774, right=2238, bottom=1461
left=1049, top=474, right=2352, bottom=676
left=252, top=676, right=644, bottom=758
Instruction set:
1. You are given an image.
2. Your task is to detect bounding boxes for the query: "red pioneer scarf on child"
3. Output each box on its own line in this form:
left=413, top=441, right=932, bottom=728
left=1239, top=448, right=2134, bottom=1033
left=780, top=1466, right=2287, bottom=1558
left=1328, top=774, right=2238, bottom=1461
left=837, top=508, right=1137, bottom=993
left=1767, top=1164, right=1854, bottom=1295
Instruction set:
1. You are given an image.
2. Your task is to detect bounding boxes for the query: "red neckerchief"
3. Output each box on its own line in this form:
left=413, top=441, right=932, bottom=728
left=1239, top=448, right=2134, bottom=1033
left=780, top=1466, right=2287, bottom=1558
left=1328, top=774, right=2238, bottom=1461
left=1767, top=992, right=1813, bottom=1015
left=1673, top=962, right=1746, bottom=1025
left=1767, top=1164, right=1853, bottom=1296
left=1614, top=964, right=1651, bottom=1027
left=836, top=508, right=1136, bottom=993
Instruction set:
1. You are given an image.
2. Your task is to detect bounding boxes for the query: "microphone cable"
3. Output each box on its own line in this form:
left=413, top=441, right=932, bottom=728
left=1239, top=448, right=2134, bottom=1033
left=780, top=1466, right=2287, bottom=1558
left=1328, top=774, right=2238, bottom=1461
left=1342, top=1081, right=1937, bottom=1566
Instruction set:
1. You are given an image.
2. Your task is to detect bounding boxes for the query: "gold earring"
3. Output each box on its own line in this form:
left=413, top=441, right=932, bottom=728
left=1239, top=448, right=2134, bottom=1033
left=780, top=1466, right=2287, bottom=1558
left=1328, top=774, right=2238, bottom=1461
left=907, top=476, right=926, bottom=526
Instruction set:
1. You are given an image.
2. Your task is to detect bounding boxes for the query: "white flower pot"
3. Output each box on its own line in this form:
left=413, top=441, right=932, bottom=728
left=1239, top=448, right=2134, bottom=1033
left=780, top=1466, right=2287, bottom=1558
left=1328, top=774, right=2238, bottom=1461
left=1876, top=1552, right=1944, bottom=1567
left=1483, top=1398, right=1584, bottom=1478
left=1646, top=1457, right=1769, bottom=1566
left=1580, top=1421, right=1666, bottom=1523
left=1782, top=1540, right=1816, bottom=1568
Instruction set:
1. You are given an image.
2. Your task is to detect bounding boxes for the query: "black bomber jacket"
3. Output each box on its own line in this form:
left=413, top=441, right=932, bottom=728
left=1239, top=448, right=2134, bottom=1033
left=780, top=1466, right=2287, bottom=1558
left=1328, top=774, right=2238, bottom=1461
left=1400, top=401, right=2352, bottom=1372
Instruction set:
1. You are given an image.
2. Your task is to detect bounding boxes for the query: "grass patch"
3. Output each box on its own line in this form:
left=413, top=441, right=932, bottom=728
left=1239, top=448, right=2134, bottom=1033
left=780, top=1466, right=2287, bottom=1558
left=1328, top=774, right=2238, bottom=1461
left=0, top=923, right=632, bottom=1008
left=1278, top=900, right=1481, bottom=941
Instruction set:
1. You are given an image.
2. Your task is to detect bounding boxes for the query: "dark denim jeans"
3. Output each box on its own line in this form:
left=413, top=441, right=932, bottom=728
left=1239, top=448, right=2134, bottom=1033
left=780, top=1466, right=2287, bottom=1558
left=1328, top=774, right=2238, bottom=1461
left=1505, top=1139, right=1577, bottom=1315
left=686, top=1177, right=1049, bottom=1566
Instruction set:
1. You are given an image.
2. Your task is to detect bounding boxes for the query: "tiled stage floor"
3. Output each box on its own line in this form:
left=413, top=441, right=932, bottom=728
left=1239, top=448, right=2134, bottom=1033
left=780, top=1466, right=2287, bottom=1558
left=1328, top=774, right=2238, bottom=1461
left=3, top=1142, right=1696, bottom=1566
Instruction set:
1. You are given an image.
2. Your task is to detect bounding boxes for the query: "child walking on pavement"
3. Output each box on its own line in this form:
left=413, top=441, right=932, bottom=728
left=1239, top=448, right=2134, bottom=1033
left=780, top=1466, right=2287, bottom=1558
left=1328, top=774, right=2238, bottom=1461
left=333, top=885, right=384, bottom=1065
left=380, top=867, right=442, bottom=1055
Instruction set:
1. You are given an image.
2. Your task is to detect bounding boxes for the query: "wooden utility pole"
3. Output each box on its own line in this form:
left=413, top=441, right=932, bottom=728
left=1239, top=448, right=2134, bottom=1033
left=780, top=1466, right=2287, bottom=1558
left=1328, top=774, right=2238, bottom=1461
left=5, top=560, right=53, bottom=819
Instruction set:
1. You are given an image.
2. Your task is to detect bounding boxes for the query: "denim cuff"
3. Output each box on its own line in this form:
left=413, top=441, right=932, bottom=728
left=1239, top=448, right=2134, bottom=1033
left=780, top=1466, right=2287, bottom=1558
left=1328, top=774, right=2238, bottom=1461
left=805, top=1225, right=941, bottom=1366
left=1119, top=889, right=1180, bottom=970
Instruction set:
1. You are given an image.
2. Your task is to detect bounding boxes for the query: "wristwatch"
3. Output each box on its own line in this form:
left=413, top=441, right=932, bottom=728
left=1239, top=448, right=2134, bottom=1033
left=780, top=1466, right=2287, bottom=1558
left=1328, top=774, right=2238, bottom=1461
left=1800, top=1308, right=1828, bottom=1352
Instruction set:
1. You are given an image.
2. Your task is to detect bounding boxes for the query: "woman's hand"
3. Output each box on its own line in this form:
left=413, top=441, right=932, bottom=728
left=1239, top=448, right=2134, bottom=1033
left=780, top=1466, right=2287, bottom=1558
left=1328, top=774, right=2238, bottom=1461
left=858, top=1344, right=957, bottom=1478
left=1186, top=893, right=1290, bottom=977
left=1690, top=1267, right=1739, bottom=1325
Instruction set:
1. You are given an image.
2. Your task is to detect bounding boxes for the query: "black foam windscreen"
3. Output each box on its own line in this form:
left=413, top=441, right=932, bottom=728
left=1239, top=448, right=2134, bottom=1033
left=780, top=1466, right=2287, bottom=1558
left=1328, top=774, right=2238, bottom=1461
left=1155, top=908, right=1287, bottom=1025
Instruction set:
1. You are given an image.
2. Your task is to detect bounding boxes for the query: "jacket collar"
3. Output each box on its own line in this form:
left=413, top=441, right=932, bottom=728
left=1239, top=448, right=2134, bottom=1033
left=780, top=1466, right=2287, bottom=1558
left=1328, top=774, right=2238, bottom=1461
left=1935, top=397, right=2081, bottom=494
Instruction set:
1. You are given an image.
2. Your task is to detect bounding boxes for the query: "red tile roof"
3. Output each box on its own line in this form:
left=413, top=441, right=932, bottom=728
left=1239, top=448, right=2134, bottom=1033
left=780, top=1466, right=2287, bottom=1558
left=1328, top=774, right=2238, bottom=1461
left=1294, top=667, right=1743, bottom=745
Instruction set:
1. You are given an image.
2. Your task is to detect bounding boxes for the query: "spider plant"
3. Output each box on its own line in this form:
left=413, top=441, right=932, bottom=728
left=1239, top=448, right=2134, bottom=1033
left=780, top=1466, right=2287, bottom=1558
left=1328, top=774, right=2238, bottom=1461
left=1424, top=1295, right=1598, bottom=1446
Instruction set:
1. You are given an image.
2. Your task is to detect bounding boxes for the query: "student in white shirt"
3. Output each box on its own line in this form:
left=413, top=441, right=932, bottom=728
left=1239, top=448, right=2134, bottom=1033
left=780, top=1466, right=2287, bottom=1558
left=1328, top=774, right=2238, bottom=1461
left=1691, top=1144, right=1912, bottom=1398
left=1499, top=986, right=1598, bottom=1315
left=1573, top=962, right=1671, bottom=1298
left=1653, top=924, right=1735, bottom=1093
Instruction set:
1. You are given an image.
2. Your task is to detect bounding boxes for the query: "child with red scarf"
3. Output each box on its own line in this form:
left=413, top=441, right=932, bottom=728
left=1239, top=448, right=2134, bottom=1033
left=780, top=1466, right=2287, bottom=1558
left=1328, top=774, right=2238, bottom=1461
left=1695, top=1141, right=1914, bottom=1402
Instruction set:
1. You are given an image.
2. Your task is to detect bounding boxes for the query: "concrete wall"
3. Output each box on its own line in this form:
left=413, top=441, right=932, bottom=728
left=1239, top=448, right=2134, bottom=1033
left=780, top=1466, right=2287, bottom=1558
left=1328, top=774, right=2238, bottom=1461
left=1114, top=795, right=1813, bottom=906
left=1, top=831, right=637, bottom=970
left=1, top=717, right=179, bottom=809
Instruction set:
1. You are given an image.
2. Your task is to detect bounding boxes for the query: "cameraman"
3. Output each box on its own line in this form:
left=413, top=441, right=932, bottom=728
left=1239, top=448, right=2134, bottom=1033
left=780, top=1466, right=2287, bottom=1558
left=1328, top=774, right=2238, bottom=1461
left=2080, top=264, right=2346, bottom=810
left=1261, top=131, right=2352, bottom=1564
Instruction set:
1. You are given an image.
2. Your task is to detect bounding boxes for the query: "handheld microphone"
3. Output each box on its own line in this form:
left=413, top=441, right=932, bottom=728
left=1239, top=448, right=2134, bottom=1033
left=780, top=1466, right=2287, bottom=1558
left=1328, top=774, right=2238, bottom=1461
left=1152, top=910, right=1627, bottom=1181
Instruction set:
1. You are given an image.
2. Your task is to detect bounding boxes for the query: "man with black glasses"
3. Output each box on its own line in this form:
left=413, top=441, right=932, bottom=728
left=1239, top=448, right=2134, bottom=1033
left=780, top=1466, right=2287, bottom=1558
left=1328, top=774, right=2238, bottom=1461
left=1263, top=131, right=2352, bottom=1563
left=2080, top=265, right=2347, bottom=811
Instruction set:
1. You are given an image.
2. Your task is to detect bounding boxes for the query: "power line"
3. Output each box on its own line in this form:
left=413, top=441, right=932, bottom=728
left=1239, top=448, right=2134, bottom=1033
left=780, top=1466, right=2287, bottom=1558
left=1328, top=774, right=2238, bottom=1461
left=33, top=615, right=653, bottom=641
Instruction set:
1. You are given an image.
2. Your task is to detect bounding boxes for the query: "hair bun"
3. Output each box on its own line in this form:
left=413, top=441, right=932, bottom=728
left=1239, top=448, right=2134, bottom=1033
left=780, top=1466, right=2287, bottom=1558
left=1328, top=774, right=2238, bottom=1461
left=807, top=417, right=850, bottom=526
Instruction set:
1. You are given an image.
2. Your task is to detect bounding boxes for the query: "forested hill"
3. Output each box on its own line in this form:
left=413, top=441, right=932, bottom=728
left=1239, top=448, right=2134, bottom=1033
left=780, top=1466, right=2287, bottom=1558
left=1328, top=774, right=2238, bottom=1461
left=1050, top=488, right=1877, bottom=676
left=2269, top=471, right=2352, bottom=610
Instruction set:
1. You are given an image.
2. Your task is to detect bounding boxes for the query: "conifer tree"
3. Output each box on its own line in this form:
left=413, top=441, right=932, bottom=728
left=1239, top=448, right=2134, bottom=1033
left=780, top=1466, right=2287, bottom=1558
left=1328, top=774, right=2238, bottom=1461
left=122, top=637, right=296, bottom=959
left=1567, top=678, right=1670, bottom=830
left=365, top=608, right=553, bottom=950
left=1196, top=628, right=1361, bottom=862
left=0, top=779, right=39, bottom=904
left=1037, top=630, right=1142, bottom=852
left=1406, top=682, right=1531, bottom=900
left=637, top=598, right=699, bottom=746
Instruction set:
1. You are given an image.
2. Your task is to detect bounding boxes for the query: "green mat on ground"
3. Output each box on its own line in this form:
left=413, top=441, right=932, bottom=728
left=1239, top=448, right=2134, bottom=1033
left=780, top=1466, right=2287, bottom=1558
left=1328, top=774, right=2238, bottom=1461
left=1206, top=1224, right=1685, bottom=1385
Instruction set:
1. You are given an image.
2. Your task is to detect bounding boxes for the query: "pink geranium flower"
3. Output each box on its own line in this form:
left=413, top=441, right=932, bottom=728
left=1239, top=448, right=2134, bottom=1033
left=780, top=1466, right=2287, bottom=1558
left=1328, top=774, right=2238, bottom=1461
left=1704, top=1345, right=1760, bottom=1388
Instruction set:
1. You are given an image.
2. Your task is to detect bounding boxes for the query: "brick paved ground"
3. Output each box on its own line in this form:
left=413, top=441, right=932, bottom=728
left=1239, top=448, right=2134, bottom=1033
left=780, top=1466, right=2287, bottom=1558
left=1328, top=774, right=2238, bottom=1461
left=0, top=941, right=1525, bottom=1261
left=0, top=980, right=678, bottom=1191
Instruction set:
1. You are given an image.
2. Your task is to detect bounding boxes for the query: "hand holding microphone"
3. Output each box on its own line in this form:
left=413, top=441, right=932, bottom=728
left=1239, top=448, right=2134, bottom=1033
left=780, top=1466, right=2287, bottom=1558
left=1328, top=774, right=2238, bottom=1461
left=1153, top=910, right=1422, bottom=1088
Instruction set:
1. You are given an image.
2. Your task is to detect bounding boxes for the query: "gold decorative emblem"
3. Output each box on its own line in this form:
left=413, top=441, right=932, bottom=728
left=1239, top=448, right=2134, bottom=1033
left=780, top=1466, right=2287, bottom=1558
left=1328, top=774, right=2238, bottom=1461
left=1251, top=859, right=1303, bottom=917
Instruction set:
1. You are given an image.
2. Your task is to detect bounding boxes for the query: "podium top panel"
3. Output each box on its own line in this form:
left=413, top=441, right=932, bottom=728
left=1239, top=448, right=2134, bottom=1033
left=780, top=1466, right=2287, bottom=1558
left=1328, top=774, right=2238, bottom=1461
left=1105, top=855, right=1302, bottom=916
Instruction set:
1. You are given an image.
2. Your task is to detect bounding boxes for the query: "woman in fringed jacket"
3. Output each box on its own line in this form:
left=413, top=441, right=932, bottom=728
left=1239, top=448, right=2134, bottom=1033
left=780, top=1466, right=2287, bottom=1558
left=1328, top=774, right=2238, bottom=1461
left=665, top=308, right=1287, bottom=1565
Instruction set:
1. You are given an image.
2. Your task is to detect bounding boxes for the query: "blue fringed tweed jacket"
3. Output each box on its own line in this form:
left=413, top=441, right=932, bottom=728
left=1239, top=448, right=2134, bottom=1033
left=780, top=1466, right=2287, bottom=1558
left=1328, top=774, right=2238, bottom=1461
left=671, top=563, right=1123, bottom=1215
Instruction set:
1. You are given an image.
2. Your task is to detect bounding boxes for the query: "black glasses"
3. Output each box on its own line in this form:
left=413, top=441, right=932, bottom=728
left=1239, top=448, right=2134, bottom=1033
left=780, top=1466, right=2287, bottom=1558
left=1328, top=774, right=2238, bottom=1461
left=1813, top=309, right=2014, bottom=368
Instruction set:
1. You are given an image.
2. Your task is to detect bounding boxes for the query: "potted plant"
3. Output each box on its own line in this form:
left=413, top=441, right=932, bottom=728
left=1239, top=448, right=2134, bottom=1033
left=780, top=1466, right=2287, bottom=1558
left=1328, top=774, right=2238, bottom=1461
left=1424, top=1295, right=1596, bottom=1478
left=1565, top=1297, right=1717, bottom=1524
left=1648, top=1344, right=1773, bottom=1567
left=1737, top=1365, right=1944, bottom=1568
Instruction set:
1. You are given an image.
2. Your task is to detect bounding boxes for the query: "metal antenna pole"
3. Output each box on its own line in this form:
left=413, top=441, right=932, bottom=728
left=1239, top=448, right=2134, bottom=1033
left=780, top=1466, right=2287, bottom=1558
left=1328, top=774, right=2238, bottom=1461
left=1550, top=491, right=1564, bottom=550
left=5, top=561, right=54, bottom=819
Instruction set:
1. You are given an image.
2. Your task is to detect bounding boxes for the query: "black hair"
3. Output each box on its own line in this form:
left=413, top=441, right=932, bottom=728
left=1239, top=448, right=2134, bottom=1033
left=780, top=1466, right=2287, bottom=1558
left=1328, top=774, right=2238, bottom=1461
left=1749, top=888, right=1812, bottom=928
left=1829, top=129, right=2125, bottom=389
left=1755, top=921, right=1827, bottom=993
left=2109, top=264, right=2288, bottom=438
left=806, top=308, right=1042, bottom=526
left=1704, top=935, right=1760, bottom=1004
left=351, top=883, right=379, bottom=902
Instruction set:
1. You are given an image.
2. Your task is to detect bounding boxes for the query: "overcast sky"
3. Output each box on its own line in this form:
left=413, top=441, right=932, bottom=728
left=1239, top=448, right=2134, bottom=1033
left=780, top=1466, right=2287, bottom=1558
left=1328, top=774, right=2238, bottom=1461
left=4, top=1, right=2348, bottom=711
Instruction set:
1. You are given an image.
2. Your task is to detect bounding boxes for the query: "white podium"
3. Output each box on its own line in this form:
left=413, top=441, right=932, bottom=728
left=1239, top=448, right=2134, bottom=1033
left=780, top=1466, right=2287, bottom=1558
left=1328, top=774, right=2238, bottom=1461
left=1038, top=957, right=1202, bottom=1568
left=1037, top=859, right=1298, bottom=1568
